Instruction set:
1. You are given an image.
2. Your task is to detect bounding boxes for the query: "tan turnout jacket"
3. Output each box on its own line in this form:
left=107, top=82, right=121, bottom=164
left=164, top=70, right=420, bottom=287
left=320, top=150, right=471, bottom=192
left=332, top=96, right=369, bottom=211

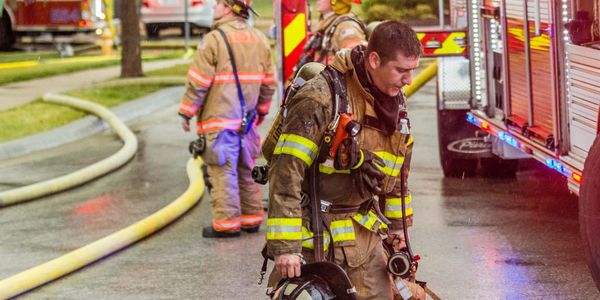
left=314, top=12, right=367, bottom=65
left=178, top=16, right=275, bottom=133
left=266, top=48, right=415, bottom=256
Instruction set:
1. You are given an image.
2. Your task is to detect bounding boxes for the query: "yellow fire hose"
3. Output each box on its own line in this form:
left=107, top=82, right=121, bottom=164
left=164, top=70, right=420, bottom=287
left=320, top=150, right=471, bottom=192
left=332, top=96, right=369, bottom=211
left=404, top=59, right=438, bottom=99
left=0, top=93, right=138, bottom=206
left=0, top=158, right=205, bottom=298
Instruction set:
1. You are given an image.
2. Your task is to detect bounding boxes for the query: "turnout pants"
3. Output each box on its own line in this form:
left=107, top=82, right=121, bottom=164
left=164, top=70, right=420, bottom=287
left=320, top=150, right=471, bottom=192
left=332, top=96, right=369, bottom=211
left=268, top=221, right=394, bottom=299
left=202, top=127, right=264, bottom=232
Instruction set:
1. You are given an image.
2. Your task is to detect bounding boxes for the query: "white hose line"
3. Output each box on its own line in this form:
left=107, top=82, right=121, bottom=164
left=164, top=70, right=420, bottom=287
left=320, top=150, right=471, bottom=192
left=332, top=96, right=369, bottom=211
left=0, top=93, right=138, bottom=206
left=0, top=158, right=205, bottom=298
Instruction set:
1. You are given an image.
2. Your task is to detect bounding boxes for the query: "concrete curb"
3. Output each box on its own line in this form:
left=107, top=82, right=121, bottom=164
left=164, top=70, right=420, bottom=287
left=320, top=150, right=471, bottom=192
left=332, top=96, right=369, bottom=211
left=0, top=86, right=184, bottom=161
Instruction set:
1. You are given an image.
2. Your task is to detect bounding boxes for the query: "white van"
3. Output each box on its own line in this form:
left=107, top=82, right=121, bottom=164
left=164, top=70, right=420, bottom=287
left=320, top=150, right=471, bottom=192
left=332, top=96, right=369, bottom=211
left=141, top=0, right=216, bottom=37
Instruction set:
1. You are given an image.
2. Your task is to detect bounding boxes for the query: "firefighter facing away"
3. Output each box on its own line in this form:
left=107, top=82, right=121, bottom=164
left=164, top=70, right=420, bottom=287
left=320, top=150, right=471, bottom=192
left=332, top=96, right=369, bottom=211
left=296, top=0, right=367, bottom=70
left=266, top=21, right=425, bottom=299
left=178, top=0, right=275, bottom=238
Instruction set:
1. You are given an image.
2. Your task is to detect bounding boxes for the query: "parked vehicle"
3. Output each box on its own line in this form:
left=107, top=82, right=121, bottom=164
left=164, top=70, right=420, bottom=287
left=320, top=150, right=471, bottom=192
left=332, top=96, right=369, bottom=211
left=140, top=0, right=215, bottom=37
left=434, top=0, right=600, bottom=290
left=0, top=0, right=107, bottom=50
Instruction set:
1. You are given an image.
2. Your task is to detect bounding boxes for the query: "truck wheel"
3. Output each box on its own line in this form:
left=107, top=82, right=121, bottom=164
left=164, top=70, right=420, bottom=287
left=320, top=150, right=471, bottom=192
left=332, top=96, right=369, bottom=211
left=0, top=10, right=15, bottom=50
left=145, top=24, right=160, bottom=38
left=580, top=134, right=600, bottom=290
left=480, top=157, right=518, bottom=178
left=438, top=109, right=479, bottom=177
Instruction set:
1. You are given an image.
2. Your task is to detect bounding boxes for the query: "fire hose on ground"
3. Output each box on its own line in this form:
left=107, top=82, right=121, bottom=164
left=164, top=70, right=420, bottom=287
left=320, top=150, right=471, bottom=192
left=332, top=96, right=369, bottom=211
left=0, top=93, right=139, bottom=206
left=0, top=157, right=205, bottom=298
left=0, top=76, right=187, bottom=206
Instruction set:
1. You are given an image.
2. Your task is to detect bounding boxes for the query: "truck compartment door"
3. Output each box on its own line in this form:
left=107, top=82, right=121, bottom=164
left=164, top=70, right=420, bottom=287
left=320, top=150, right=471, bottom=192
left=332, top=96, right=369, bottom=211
left=504, top=0, right=557, bottom=149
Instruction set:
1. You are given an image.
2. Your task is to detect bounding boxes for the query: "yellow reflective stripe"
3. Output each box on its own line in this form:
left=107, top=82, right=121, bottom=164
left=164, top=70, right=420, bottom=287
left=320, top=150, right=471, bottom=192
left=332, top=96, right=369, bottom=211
left=273, top=133, right=319, bottom=166
left=352, top=211, right=387, bottom=231
left=374, top=151, right=405, bottom=177
left=385, top=195, right=414, bottom=218
left=301, top=226, right=331, bottom=250
left=266, top=218, right=303, bottom=240
left=284, top=13, right=307, bottom=57
left=330, top=220, right=356, bottom=242
left=318, top=159, right=350, bottom=174
left=407, top=136, right=414, bottom=146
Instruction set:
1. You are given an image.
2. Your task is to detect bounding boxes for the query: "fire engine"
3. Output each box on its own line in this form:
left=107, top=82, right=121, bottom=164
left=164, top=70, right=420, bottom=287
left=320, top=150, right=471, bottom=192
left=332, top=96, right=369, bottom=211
left=0, top=0, right=107, bottom=50
left=435, top=0, right=600, bottom=289
left=274, top=0, right=600, bottom=290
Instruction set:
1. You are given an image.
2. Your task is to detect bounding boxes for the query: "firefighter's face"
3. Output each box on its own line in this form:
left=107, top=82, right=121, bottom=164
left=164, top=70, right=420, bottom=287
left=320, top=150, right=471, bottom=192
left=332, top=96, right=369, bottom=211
left=317, top=0, right=332, bottom=14
left=214, top=0, right=232, bottom=20
left=367, top=51, right=419, bottom=97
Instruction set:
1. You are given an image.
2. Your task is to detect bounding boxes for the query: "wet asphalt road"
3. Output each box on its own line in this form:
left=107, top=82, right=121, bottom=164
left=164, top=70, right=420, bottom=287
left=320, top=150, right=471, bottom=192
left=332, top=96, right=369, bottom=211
left=0, top=80, right=599, bottom=299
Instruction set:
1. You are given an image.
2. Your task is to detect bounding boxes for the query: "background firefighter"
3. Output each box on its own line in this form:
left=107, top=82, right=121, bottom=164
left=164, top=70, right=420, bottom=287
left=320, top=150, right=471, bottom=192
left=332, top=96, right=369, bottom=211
left=297, top=0, right=367, bottom=69
left=178, top=0, right=275, bottom=238
left=266, top=21, right=425, bottom=299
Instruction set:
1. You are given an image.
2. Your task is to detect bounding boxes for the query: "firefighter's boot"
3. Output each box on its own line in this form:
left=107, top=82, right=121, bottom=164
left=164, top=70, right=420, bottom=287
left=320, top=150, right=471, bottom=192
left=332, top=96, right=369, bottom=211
left=202, top=226, right=240, bottom=238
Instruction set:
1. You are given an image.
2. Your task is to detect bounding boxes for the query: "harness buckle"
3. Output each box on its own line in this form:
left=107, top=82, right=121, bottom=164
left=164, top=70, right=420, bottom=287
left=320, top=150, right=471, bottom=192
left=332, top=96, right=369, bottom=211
left=320, top=200, right=332, bottom=213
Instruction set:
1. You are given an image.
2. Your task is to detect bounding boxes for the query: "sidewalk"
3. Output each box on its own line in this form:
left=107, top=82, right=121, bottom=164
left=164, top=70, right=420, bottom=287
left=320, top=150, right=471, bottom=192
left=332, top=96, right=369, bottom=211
left=0, top=58, right=191, bottom=112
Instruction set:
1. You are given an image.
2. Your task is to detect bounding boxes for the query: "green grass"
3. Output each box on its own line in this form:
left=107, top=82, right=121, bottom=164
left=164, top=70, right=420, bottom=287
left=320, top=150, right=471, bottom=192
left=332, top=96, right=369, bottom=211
left=145, top=63, right=189, bottom=77
left=0, top=83, right=174, bottom=142
left=0, top=51, right=60, bottom=63
left=0, top=50, right=184, bottom=86
left=252, top=0, right=274, bottom=20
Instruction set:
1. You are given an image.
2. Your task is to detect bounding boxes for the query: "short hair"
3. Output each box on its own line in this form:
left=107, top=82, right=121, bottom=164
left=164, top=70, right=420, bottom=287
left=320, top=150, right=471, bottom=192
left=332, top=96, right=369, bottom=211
left=366, top=21, right=422, bottom=64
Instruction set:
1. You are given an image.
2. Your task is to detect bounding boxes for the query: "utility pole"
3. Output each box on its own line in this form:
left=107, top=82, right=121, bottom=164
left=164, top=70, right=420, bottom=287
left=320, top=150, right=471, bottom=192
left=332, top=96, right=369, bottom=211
left=184, top=0, right=190, bottom=52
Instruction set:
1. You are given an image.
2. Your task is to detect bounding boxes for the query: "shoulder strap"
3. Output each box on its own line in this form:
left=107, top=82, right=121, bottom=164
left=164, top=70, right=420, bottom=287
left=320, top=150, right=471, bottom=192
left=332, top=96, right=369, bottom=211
left=322, top=66, right=349, bottom=115
left=323, top=16, right=368, bottom=53
left=216, top=28, right=246, bottom=118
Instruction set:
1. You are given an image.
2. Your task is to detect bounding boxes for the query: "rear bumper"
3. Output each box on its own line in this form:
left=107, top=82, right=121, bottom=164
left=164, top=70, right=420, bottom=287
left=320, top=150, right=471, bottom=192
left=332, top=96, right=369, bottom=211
left=141, top=9, right=213, bottom=28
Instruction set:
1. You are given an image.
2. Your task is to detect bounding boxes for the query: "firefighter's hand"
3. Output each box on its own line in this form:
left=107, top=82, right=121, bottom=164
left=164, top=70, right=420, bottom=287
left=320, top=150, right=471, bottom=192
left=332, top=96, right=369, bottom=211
left=274, top=254, right=302, bottom=278
left=181, top=118, right=190, bottom=132
left=352, top=149, right=385, bottom=197
left=256, top=113, right=267, bottom=126
left=387, top=230, right=408, bottom=251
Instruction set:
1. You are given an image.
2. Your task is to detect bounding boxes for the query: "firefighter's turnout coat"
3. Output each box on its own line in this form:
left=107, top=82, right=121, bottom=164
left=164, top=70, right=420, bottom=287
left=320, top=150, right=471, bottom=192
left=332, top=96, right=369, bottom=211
left=178, top=16, right=275, bottom=231
left=266, top=48, right=414, bottom=298
left=314, top=12, right=367, bottom=65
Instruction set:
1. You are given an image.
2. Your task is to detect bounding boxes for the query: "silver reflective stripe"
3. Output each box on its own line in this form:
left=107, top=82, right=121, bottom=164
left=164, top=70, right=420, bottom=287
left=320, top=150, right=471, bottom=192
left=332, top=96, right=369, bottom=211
left=396, top=280, right=413, bottom=300
left=331, top=226, right=353, bottom=235
left=266, top=225, right=302, bottom=234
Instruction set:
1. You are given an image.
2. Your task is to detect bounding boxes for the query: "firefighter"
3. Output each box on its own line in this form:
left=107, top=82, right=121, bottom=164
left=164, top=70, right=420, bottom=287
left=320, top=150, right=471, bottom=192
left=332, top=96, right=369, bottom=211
left=178, top=0, right=275, bottom=238
left=296, top=0, right=367, bottom=70
left=266, top=21, right=425, bottom=299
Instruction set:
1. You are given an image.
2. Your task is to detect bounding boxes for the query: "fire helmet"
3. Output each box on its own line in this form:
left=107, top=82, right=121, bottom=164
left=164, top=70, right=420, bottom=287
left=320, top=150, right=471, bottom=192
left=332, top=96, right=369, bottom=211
left=331, top=0, right=362, bottom=15
left=224, top=0, right=258, bottom=19
left=271, top=262, right=358, bottom=300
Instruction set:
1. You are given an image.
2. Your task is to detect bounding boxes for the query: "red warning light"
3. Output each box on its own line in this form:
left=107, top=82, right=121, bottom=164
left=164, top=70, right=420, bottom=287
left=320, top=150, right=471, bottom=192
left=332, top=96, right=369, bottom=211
left=481, top=122, right=490, bottom=130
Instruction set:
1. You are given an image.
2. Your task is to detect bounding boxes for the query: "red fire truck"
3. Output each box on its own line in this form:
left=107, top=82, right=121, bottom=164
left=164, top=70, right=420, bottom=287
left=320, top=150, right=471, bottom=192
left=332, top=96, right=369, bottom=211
left=0, top=0, right=107, bottom=50
left=435, top=0, right=600, bottom=289
left=274, top=0, right=600, bottom=290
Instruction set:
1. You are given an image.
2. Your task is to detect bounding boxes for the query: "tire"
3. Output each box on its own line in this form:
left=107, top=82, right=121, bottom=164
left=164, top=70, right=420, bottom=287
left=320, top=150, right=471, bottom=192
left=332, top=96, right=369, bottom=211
left=579, top=134, right=600, bottom=290
left=480, top=157, right=519, bottom=178
left=437, top=109, right=479, bottom=178
left=0, top=10, right=15, bottom=50
left=145, top=23, right=160, bottom=38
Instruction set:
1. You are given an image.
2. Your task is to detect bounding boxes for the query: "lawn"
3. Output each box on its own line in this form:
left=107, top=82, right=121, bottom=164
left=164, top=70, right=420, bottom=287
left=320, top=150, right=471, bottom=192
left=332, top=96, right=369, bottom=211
left=0, top=50, right=184, bottom=86
left=145, top=63, right=189, bottom=77
left=0, top=83, right=175, bottom=143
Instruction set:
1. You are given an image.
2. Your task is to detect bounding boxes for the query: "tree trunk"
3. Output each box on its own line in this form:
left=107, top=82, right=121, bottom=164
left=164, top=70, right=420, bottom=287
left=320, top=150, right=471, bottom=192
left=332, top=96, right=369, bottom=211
left=120, top=0, right=143, bottom=78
